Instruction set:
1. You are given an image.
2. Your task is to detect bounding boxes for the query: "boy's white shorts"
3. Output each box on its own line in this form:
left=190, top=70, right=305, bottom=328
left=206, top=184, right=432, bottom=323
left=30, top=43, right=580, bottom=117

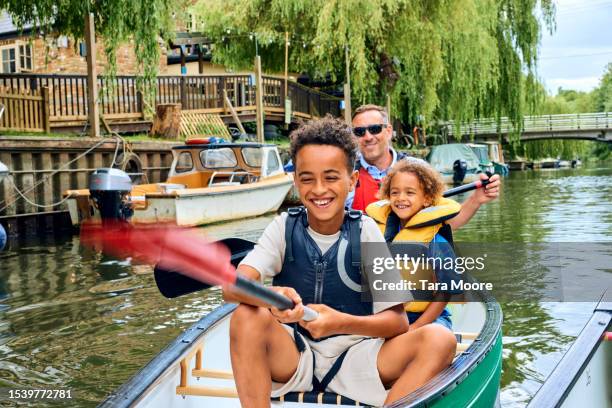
left=271, top=324, right=388, bottom=407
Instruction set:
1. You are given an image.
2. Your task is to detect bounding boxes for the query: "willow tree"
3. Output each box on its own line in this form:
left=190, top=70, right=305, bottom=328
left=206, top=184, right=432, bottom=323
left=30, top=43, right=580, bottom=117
left=0, top=0, right=178, bottom=112
left=194, top=0, right=554, bottom=134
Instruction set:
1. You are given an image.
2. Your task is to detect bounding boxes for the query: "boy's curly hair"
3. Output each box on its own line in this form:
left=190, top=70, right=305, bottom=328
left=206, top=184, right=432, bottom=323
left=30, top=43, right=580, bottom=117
left=290, top=115, right=357, bottom=173
left=378, top=159, right=444, bottom=205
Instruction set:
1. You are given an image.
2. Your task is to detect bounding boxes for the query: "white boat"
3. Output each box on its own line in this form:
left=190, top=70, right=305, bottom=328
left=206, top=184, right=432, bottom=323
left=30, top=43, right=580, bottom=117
left=528, top=289, right=611, bottom=408
left=99, top=292, right=503, bottom=407
left=65, top=141, right=294, bottom=227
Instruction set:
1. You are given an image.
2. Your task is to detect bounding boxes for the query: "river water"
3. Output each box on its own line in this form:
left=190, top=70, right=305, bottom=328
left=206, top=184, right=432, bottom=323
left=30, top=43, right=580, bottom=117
left=0, top=163, right=610, bottom=407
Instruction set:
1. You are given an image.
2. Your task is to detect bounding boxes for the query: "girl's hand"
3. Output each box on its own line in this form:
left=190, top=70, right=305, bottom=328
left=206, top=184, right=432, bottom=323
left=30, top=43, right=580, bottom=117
left=298, top=304, right=344, bottom=339
left=269, top=286, right=304, bottom=323
left=473, top=173, right=500, bottom=204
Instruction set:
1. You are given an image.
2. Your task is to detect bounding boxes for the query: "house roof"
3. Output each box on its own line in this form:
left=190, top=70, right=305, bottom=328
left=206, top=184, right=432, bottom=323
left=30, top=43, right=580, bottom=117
left=0, top=11, right=34, bottom=39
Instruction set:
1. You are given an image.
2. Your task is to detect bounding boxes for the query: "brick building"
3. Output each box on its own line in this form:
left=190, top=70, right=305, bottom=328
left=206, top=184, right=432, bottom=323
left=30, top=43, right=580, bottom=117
left=0, top=11, right=168, bottom=75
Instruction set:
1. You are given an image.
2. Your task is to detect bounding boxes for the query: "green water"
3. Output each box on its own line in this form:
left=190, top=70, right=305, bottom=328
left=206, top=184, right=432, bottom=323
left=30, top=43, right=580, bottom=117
left=0, top=163, right=610, bottom=407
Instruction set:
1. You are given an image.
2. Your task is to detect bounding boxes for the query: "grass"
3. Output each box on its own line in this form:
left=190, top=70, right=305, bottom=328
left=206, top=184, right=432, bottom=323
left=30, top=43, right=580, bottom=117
left=0, top=130, right=185, bottom=143
left=0, top=130, right=294, bottom=147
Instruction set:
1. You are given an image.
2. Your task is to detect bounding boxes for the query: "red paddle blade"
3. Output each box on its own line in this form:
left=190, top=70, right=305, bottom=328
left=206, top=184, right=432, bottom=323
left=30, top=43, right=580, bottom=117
left=80, top=221, right=237, bottom=286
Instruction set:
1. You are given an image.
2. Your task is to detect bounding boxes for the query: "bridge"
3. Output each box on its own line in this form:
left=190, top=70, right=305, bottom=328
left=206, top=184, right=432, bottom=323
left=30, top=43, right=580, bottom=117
left=444, top=112, right=611, bottom=143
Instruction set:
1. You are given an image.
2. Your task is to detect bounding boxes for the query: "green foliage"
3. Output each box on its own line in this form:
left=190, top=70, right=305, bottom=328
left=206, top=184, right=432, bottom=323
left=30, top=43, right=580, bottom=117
left=536, top=88, right=596, bottom=115
left=593, top=62, right=612, bottom=112
left=194, top=0, right=554, bottom=135
left=0, top=0, right=178, bottom=116
left=510, top=63, right=611, bottom=161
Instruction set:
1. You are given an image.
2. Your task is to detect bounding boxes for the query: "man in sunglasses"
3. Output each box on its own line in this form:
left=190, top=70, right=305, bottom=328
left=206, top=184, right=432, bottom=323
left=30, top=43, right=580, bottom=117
left=348, top=104, right=500, bottom=231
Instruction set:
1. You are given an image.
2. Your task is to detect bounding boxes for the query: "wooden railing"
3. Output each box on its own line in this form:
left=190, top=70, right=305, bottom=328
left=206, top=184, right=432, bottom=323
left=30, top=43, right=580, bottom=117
left=0, top=86, right=50, bottom=132
left=0, top=73, right=341, bottom=126
left=445, top=112, right=611, bottom=136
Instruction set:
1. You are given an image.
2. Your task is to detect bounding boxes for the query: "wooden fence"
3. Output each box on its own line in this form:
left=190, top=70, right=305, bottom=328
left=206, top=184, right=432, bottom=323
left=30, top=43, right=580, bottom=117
left=0, top=86, right=50, bottom=133
left=0, top=74, right=342, bottom=130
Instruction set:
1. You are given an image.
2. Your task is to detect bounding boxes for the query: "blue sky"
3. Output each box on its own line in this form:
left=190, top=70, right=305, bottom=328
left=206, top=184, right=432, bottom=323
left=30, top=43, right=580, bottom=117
left=538, top=0, right=612, bottom=94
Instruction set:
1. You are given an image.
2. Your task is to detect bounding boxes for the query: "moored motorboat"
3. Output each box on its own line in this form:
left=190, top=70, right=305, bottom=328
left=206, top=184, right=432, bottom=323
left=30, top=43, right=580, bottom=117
left=65, top=141, right=294, bottom=227
left=528, top=289, right=611, bottom=408
left=427, top=144, right=483, bottom=185
left=99, top=291, right=503, bottom=407
left=467, top=143, right=495, bottom=174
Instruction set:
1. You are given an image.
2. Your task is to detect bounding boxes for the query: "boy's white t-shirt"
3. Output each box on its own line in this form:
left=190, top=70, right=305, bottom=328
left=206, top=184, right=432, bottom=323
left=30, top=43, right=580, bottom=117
left=240, top=212, right=403, bottom=314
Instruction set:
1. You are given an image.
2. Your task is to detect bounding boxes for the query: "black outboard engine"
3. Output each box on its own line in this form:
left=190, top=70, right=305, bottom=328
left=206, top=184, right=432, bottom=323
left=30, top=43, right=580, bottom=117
left=89, top=168, right=133, bottom=223
left=452, top=159, right=468, bottom=185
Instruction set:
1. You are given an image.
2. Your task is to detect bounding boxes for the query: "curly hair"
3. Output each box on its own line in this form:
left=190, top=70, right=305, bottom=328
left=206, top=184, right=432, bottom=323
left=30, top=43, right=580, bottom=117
left=378, top=159, right=444, bottom=205
left=290, top=115, right=357, bottom=173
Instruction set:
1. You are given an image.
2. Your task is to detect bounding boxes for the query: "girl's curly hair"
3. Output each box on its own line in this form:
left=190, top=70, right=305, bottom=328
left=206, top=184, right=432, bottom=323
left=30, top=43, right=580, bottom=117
left=378, top=159, right=444, bottom=204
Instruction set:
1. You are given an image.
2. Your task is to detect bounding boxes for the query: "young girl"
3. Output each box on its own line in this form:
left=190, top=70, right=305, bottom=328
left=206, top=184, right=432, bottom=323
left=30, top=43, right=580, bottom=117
left=366, top=159, right=462, bottom=331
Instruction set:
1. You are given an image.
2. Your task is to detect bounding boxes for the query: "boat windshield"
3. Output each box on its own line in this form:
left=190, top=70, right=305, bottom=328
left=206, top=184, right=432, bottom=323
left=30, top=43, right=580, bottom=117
left=200, top=148, right=238, bottom=168
left=241, top=147, right=263, bottom=168
left=470, top=146, right=490, bottom=165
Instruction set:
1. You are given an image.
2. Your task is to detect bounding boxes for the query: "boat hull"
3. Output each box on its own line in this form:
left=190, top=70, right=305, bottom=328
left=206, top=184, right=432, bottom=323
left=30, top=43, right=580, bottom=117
left=66, top=175, right=293, bottom=227
left=528, top=290, right=611, bottom=408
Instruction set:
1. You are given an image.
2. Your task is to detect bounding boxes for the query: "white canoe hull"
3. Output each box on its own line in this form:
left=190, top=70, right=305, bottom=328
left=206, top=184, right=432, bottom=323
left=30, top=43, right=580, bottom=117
left=101, top=299, right=502, bottom=408
left=529, top=290, right=611, bottom=408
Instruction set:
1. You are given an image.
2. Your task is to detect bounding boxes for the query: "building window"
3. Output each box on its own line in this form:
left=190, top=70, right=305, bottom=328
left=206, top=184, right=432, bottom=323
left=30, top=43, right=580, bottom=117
left=19, top=44, right=32, bottom=71
left=2, top=48, right=16, bottom=73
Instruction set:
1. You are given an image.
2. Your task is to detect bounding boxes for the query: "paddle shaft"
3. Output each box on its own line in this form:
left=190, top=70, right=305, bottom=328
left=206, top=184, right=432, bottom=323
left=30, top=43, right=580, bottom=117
left=235, top=276, right=319, bottom=321
left=443, top=177, right=491, bottom=198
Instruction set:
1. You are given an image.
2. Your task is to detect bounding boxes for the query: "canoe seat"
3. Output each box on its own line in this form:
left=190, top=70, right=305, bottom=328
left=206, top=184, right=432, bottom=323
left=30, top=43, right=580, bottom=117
left=272, top=391, right=370, bottom=406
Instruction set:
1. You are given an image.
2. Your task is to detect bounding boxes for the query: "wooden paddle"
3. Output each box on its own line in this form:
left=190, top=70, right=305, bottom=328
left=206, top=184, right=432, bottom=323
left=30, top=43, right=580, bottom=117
left=80, top=222, right=318, bottom=321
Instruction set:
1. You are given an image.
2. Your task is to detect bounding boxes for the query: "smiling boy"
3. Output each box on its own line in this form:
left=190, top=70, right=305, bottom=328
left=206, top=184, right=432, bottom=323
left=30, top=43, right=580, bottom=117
left=224, top=116, right=456, bottom=407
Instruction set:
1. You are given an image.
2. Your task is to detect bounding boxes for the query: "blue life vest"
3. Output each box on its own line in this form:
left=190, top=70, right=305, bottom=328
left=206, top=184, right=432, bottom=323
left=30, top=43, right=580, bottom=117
left=273, top=207, right=372, bottom=331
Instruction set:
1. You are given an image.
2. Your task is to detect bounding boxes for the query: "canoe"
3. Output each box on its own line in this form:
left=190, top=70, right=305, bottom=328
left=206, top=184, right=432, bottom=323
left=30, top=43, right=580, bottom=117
left=99, top=293, right=503, bottom=407
left=528, top=289, right=611, bottom=408
left=65, top=141, right=294, bottom=227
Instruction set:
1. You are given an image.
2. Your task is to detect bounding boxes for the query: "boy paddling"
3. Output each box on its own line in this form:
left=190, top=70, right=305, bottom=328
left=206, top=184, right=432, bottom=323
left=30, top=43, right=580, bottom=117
left=224, top=116, right=456, bottom=407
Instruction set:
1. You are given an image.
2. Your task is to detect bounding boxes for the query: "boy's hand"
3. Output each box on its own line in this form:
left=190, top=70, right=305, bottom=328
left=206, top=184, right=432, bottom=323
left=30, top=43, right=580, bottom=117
left=269, top=286, right=304, bottom=323
left=473, top=173, right=500, bottom=204
left=298, top=304, right=343, bottom=339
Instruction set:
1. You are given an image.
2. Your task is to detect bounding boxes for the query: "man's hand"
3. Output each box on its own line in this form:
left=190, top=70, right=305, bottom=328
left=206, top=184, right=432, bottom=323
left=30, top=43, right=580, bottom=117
left=269, top=286, right=304, bottom=323
left=298, top=304, right=344, bottom=339
left=472, top=173, right=501, bottom=204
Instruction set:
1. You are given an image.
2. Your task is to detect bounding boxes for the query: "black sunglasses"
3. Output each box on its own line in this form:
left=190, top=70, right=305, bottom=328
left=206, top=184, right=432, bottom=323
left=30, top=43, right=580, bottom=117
left=352, top=124, right=387, bottom=137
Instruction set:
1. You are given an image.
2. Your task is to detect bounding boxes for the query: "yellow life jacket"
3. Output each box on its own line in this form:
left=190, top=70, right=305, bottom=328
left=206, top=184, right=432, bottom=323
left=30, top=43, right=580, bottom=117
left=365, top=198, right=460, bottom=312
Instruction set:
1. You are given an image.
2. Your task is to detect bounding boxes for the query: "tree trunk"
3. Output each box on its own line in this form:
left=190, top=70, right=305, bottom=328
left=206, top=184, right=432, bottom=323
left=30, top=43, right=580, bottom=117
left=151, top=103, right=182, bottom=139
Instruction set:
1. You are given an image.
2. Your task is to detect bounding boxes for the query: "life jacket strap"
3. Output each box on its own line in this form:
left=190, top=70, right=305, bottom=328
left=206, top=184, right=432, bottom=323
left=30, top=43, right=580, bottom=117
left=384, top=212, right=402, bottom=243
left=311, top=348, right=350, bottom=393
left=285, top=207, right=306, bottom=263
left=346, top=211, right=361, bottom=270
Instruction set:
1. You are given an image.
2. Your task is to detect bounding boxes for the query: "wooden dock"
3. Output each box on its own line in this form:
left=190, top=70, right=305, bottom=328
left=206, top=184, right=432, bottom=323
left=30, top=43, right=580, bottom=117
left=0, top=73, right=342, bottom=133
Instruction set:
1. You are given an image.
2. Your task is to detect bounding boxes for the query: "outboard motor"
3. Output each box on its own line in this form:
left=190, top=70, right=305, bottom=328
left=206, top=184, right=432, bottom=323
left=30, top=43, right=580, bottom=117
left=89, top=168, right=133, bottom=223
left=452, top=159, right=468, bottom=185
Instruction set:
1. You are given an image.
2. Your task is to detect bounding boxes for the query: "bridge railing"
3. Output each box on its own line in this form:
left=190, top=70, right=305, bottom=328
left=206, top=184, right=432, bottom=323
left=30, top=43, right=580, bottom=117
left=445, top=112, right=611, bottom=136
